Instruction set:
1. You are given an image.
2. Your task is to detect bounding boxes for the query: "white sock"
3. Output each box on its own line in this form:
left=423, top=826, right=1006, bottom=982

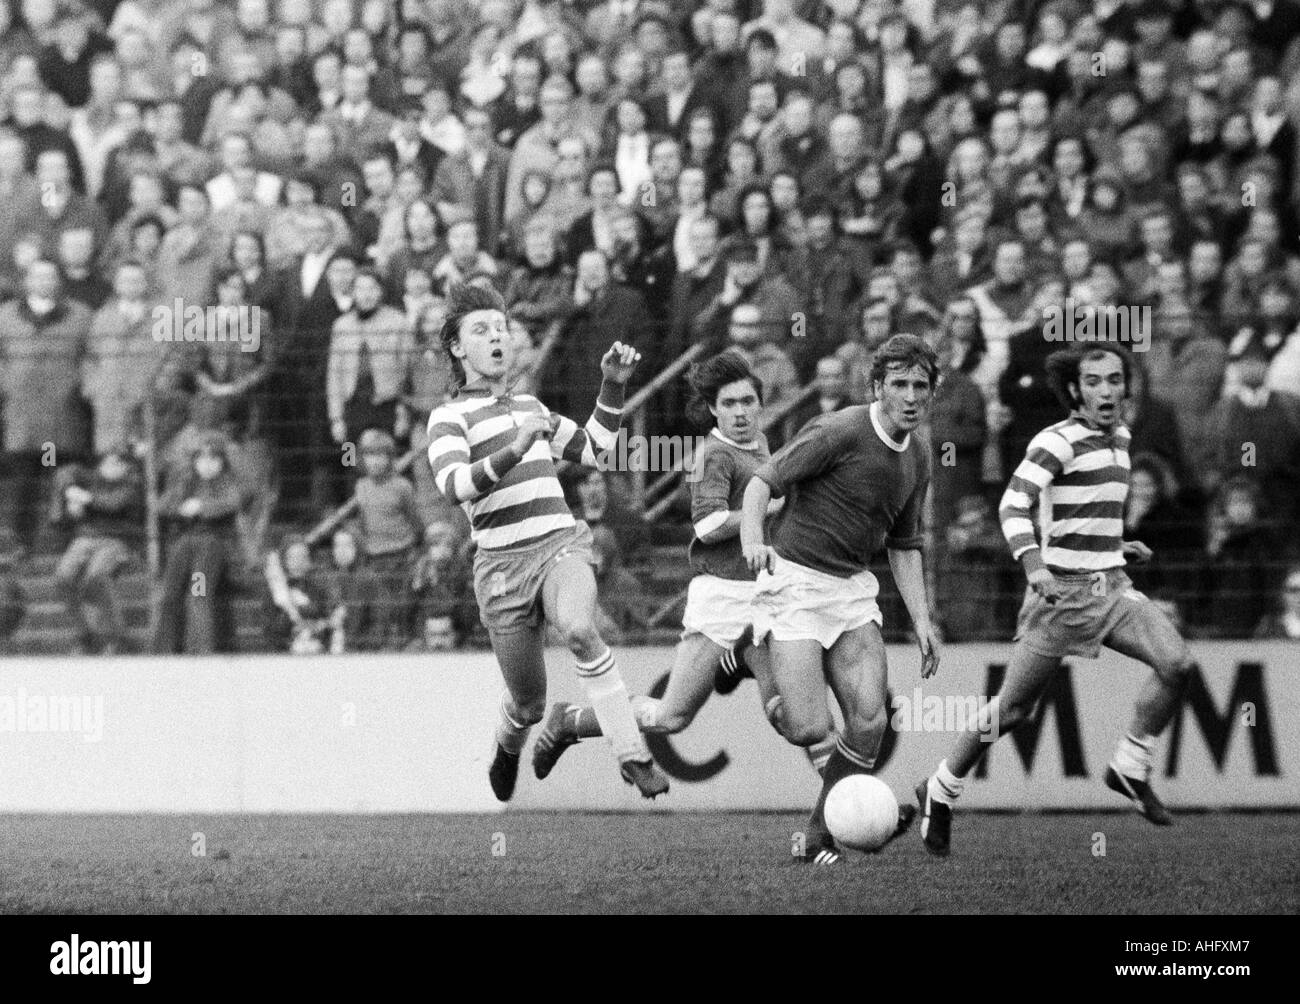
left=576, top=649, right=647, bottom=763
left=1112, top=733, right=1155, bottom=781
left=929, top=758, right=966, bottom=806
left=495, top=696, right=531, bottom=755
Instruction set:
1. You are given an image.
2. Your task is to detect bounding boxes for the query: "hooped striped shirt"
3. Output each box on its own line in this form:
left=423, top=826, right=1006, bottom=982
left=426, top=378, right=624, bottom=551
left=999, top=414, right=1131, bottom=574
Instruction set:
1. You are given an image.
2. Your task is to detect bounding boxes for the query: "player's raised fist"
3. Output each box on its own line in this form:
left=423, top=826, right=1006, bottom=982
left=600, top=342, right=641, bottom=384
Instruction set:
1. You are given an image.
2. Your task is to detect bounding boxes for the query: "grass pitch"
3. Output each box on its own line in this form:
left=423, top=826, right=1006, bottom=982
left=0, top=812, right=1294, bottom=914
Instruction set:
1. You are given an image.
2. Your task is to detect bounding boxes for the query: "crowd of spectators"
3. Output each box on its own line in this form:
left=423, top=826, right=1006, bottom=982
left=0, top=0, right=1299, bottom=653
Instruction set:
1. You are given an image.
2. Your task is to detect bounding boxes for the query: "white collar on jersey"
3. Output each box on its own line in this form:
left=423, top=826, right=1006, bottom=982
left=710, top=427, right=761, bottom=451
left=869, top=401, right=909, bottom=452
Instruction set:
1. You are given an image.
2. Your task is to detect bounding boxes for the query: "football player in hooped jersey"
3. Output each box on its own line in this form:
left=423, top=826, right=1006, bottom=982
left=426, top=283, right=669, bottom=802
left=917, top=345, right=1196, bottom=857
left=532, top=350, right=789, bottom=775
left=740, top=334, right=943, bottom=865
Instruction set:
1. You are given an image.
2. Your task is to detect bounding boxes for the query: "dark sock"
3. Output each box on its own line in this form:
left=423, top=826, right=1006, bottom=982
left=809, top=738, right=873, bottom=841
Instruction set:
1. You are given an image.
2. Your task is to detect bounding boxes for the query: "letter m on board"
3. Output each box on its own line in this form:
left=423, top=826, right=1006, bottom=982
left=975, top=663, right=1088, bottom=778
left=1164, top=663, right=1278, bottom=777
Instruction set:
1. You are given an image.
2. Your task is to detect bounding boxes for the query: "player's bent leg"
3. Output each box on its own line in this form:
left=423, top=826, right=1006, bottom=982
left=802, top=624, right=914, bottom=856
left=540, top=554, right=668, bottom=799
left=918, top=644, right=1060, bottom=856
left=486, top=625, right=549, bottom=802
left=642, top=632, right=725, bottom=733
left=1099, top=601, right=1192, bottom=825
left=533, top=632, right=724, bottom=779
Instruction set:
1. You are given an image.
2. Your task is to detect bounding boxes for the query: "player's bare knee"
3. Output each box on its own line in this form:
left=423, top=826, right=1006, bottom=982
left=654, top=708, right=693, bottom=734
left=510, top=700, right=546, bottom=727
left=558, top=620, right=603, bottom=659
left=783, top=719, right=829, bottom=747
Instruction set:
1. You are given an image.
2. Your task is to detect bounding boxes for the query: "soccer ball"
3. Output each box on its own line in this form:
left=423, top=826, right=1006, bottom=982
left=824, top=775, right=899, bottom=852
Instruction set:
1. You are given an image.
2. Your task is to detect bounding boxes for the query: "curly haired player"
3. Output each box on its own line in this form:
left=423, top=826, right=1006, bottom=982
left=916, top=344, right=1195, bottom=856
left=426, top=283, right=668, bottom=801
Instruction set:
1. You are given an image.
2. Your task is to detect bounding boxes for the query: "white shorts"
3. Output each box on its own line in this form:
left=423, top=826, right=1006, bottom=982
left=681, top=574, right=757, bottom=648
left=752, top=557, right=882, bottom=649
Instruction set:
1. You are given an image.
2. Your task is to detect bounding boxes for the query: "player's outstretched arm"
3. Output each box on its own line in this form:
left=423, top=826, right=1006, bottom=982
left=550, top=342, right=641, bottom=467
left=887, top=547, right=940, bottom=678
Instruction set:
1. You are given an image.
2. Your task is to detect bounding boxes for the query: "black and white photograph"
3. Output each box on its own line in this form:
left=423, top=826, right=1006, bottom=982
left=0, top=0, right=1294, bottom=974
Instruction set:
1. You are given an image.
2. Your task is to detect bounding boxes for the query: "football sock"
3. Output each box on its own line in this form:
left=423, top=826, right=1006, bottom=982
left=810, top=736, right=875, bottom=837
left=564, top=704, right=605, bottom=739
left=806, top=733, right=837, bottom=777
left=1112, top=733, right=1155, bottom=781
left=495, top=696, right=531, bottom=755
left=576, top=648, right=648, bottom=763
left=928, top=758, right=966, bottom=806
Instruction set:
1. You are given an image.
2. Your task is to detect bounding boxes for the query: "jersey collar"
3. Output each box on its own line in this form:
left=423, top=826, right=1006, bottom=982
left=710, top=427, right=761, bottom=451
left=869, top=401, right=909, bottom=452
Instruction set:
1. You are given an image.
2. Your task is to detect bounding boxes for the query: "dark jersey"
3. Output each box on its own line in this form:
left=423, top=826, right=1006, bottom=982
left=755, top=404, right=930, bottom=578
left=687, top=429, right=771, bottom=581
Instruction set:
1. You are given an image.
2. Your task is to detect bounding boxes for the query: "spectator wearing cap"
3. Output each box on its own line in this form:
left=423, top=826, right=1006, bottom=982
left=327, top=267, right=411, bottom=453
left=151, top=432, right=243, bottom=655
left=352, top=427, right=423, bottom=649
